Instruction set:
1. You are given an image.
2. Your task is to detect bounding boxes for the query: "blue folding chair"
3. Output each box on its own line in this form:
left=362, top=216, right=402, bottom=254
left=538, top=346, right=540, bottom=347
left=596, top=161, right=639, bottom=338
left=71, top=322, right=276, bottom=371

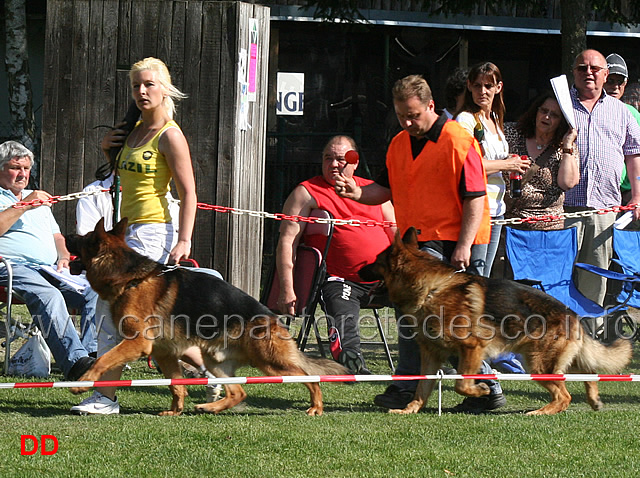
left=505, top=226, right=640, bottom=342
left=611, top=227, right=640, bottom=309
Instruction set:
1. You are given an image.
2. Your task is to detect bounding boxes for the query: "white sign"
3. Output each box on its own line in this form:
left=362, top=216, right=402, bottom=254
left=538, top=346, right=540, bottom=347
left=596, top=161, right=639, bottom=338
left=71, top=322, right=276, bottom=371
left=550, top=75, right=576, bottom=129
left=276, top=72, right=304, bottom=115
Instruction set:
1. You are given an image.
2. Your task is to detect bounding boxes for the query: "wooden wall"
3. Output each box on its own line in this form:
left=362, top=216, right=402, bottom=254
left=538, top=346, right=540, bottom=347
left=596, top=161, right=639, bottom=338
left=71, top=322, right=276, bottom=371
left=42, top=0, right=270, bottom=297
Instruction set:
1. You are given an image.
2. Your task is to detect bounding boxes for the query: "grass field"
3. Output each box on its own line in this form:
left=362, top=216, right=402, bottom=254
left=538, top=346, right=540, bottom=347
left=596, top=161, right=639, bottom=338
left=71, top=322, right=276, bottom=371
left=2, top=309, right=640, bottom=477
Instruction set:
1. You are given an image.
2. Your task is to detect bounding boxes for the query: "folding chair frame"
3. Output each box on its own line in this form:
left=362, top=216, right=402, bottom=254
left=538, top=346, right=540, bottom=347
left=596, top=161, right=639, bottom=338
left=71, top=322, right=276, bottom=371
left=262, top=209, right=395, bottom=371
left=1, top=257, right=35, bottom=375
left=504, top=226, right=640, bottom=343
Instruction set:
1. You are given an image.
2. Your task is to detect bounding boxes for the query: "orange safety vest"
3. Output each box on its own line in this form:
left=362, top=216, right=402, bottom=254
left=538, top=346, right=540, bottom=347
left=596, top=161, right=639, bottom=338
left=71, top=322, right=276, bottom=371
left=386, top=122, right=490, bottom=244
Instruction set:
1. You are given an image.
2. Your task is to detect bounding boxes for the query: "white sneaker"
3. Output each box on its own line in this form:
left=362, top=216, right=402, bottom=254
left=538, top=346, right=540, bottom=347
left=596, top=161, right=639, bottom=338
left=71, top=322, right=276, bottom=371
left=70, top=391, right=120, bottom=415
left=206, top=383, right=223, bottom=403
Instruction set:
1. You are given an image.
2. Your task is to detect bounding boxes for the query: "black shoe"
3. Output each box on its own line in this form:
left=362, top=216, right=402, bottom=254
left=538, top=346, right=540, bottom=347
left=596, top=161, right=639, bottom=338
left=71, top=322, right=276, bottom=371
left=67, top=356, right=96, bottom=381
left=374, top=385, right=415, bottom=409
left=338, top=349, right=368, bottom=375
left=452, top=393, right=506, bottom=414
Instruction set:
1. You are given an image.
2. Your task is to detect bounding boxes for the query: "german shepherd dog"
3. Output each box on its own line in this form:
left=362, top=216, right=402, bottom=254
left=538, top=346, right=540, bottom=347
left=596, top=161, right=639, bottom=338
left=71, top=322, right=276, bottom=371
left=66, top=218, right=346, bottom=416
left=360, top=227, right=633, bottom=415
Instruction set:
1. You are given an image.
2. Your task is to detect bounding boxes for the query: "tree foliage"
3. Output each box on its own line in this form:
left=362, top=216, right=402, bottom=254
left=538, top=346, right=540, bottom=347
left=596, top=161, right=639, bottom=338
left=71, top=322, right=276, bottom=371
left=4, top=0, right=38, bottom=184
left=304, top=0, right=640, bottom=26
left=303, top=0, right=640, bottom=74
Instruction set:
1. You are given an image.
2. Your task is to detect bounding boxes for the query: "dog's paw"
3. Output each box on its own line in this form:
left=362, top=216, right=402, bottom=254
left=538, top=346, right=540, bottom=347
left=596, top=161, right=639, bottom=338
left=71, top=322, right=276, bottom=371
left=589, top=398, right=604, bottom=411
left=159, top=410, right=182, bottom=416
left=388, top=407, right=418, bottom=415
left=476, top=382, right=491, bottom=395
left=305, top=406, right=323, bottom=416
left=194, top=402, right=222, bottom=414
left=69, top=386, right=90, bottom=395
left=388, top=401, right=421, bottom=414
left=525, top=409, right=545, bottom=416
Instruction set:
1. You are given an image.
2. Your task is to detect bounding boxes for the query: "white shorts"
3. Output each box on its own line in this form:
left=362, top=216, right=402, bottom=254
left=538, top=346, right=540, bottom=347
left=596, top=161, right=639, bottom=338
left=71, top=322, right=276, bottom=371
left=125, top=222, right=177, bottom=263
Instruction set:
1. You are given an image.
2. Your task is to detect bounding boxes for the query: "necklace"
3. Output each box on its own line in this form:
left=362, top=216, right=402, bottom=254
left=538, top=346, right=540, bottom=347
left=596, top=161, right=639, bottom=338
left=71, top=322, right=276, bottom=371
left=534, top=133, right=553, bottom=150
left=131, top=125, right=158, bottom=148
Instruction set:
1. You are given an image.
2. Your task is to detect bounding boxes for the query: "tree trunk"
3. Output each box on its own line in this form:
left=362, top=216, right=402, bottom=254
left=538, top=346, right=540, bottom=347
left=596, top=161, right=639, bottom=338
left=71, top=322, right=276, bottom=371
left=4, top=0, right=38, bottom=185
left=560, top=0, right=588, bottom=81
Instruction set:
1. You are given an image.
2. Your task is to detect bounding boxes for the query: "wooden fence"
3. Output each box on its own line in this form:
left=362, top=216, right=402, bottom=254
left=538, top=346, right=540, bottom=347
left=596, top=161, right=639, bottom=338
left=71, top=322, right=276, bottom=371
left=41, top=0, right=270, bottom=297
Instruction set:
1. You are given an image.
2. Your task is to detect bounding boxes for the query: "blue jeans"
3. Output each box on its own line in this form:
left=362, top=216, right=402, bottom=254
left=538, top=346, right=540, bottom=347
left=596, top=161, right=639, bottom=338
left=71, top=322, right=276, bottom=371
left=0, top=263, right=98, bottom=377
left=469, top=217, right=503, bottom=278
left=392, top=245, right=502, bottom=395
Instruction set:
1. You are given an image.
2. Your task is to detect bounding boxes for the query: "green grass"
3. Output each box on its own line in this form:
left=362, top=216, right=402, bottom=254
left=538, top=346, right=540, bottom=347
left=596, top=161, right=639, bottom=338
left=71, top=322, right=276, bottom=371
left=3, top=309, right=640, bottom=477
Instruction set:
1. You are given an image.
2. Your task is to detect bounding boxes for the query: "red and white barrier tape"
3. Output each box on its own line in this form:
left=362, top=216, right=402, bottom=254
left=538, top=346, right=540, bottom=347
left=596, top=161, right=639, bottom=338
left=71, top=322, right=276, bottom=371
left=2, top=188, right=638, bottom=228
left=1, top=373, right=639, bottom=390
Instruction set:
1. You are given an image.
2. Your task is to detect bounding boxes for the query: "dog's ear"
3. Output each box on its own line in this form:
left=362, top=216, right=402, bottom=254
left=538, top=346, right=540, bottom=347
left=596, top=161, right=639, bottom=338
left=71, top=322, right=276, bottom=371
left=110, top=218, right=129, bottom=239
left=393, top=229, right=404, bottom=248
left=401, top=227, right=419, bottom=249
left=94, top=217, right=106, bottom=235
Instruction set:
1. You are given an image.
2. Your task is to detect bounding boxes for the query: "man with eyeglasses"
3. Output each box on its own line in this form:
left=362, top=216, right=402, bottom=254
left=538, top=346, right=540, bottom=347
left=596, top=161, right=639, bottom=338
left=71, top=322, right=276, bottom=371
left=564, top=49, right=640, bottom=307
left=604, top=53, right=640, bottom=206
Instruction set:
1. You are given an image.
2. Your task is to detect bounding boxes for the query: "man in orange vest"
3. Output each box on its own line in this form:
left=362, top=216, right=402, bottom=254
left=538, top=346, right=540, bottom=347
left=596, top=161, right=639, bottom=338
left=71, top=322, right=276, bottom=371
left=336, top=74, right=503, bottom=414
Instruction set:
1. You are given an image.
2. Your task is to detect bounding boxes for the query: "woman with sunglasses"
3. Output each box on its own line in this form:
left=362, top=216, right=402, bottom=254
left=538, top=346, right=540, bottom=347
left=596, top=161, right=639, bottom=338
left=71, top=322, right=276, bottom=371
left=503, top=92, right=579, bottom=230
left=455, top=62, right=530, bottom=277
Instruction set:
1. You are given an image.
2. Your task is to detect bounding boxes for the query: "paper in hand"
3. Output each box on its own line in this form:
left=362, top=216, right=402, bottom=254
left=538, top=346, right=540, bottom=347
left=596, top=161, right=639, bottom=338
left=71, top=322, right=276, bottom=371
left=40, top=265, right=90, bottom=293
left=550, top=75, right=576, bottom=129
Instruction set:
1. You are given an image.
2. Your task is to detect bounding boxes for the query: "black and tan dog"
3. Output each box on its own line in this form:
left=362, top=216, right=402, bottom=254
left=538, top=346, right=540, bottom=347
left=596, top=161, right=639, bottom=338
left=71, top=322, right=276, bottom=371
left=360, top=227, right=632, bottom=415
left=66, top=218, right=346, bottom=416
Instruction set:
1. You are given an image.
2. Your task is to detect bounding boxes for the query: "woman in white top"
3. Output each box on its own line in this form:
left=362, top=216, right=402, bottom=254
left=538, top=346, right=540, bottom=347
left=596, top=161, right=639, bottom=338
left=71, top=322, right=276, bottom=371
left=455, top=62, right=530, bottom=277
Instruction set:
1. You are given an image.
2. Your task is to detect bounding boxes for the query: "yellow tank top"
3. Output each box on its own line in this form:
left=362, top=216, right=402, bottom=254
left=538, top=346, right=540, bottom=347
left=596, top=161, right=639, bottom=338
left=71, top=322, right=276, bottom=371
left=117, top=120, right=179, bottom=224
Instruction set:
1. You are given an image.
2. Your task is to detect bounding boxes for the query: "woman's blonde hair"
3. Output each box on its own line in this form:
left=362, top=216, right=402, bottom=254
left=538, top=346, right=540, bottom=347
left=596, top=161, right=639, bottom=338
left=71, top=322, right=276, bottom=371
left=130, top=57, right=187, bottom=119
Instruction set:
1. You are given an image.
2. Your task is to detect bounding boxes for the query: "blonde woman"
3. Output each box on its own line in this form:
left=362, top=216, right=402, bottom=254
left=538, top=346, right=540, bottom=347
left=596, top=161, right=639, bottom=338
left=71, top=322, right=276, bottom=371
left=72, top=58, right=217, bottom=415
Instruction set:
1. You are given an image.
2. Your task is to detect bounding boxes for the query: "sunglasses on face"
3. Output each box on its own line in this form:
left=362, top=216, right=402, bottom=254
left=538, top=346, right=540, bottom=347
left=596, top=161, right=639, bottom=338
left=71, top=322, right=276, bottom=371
left=574, top=64, right=606, bottom=74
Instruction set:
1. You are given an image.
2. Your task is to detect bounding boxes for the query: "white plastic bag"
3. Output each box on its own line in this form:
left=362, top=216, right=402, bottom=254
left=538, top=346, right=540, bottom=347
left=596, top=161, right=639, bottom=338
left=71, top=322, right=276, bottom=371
left=7, top=330, right=51, bottom=377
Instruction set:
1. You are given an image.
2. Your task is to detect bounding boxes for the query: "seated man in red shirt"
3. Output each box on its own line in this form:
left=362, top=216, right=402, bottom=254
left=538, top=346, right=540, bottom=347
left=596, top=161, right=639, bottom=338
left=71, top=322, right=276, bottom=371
left=275, top=135, right=396, bottom=374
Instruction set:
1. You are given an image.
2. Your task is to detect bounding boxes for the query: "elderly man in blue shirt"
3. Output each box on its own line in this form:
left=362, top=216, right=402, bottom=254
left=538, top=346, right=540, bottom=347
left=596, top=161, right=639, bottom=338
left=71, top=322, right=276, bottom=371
left=565, top=49, right=640, bottom=308
left=0, top=141, right=97, bottom=380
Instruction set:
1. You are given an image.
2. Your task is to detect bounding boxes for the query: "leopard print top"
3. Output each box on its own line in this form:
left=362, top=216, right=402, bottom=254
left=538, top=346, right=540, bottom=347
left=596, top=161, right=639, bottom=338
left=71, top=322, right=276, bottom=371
left=503, top=123, right=565, bottom=230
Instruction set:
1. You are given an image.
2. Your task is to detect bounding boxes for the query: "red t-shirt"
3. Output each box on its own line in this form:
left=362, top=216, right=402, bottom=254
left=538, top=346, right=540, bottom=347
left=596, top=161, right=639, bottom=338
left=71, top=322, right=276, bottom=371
left=300, top=175, right=391, bottom=282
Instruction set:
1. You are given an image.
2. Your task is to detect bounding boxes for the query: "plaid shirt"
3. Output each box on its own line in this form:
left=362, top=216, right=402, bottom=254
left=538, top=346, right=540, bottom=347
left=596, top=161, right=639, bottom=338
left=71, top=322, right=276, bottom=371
left=565, top=86, right=640, bottom=209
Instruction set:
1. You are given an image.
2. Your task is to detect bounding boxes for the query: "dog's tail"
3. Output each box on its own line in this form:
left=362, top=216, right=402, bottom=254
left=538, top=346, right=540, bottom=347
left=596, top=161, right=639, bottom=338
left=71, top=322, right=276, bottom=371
left=296, top=354, right=349, bottom=377
left=572, top=336, right=633, bottom=374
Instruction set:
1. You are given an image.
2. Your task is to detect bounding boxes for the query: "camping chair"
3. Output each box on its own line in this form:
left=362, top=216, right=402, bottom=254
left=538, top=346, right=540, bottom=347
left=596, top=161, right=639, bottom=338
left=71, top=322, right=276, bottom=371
left=262, top=209, right=335, bottom=356
left=1, top=256, right=96, bottom=375
left=576, top=226, right=640, bottom=340
left=504, top=226, right=640, bottom=342
left=261, top=208, right=395, bottom=370
left=611, top=227, right=640, bottom=309
left=0, top=257, right=40, bottom=375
